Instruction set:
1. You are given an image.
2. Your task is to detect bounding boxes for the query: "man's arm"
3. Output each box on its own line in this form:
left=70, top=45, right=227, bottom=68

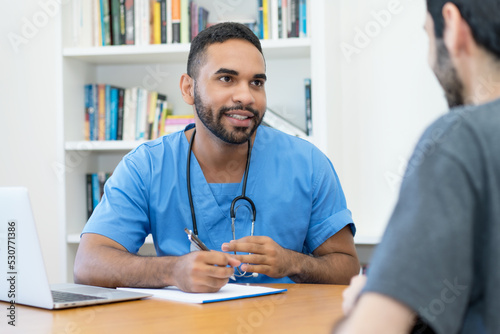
left=221, top=225, right=359, bottom=284
left=74, top=233, right=240, bottom=292
left=333, top=293, right=416, bottom=334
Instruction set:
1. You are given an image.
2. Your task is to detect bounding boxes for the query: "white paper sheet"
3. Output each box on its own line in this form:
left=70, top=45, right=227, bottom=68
left=118, top=284, right=287, bottom=304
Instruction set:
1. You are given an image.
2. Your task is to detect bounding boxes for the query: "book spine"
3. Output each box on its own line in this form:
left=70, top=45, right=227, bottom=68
left=119, top=0, right=126, bottom=43
left=98, top=84, right=106, bottom=140
left=117, top=88, right=125, bottom=140
left=94, top=0, right=102, bottom=46
left=134, top=0, right=142, bottom=45
left=153, top=0, right=162, bottom=44
left=271, top=0, right=279, bottom=40
left=258, top=0, right=264, bottom=39
left=86, top=174, right=94, bottom=219
left=105, top=85, right=111, bottom=140
left=102, top=0, right=112, bottom=45
left=140, top=0, right=150, bottom=45
left=160, top=0, right=167, bottom=43
left=110, top=87, right=119, bottom=140
left=263, top=0, right=269, bottom=40
left=125, top=0, right=135, bottom=44
left=180, top=0, right=189, bottom=43
left=281, top=0, right=287, bottom=39
left=84, top=84, right=91, bottom=141
left=304, top=78, right=312, bottom=136
left=166, top=0, right=172, bottom=43
left=299, top=0, right=306, bottom=38
left=111, top=0, right=121, bottom=45
left=171, top=0, right=180, bottom=43
left=123, top=87, right=137, bottom=141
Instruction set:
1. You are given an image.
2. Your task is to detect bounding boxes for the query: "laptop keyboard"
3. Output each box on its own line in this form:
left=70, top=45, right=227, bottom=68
left=52, top=290, right=106, bottom=303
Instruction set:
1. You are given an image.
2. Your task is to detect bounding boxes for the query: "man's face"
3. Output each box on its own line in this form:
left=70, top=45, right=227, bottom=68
left=193, top=39, right=267, bottom=144
left=425, top=12, right=465, bottom=108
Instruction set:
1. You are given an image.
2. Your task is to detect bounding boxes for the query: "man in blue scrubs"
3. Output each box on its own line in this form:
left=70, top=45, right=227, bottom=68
left=74, top=22, right=359, bottom=293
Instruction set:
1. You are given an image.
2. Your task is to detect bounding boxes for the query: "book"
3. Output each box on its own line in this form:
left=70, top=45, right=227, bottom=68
left=86, top=174, right=93, bottom=219
left=160, top=0, right=167, bottom=43
left=304, top=78, right=312, bottom=136
left=119, top=0, right=126, bottom=43
left=281, top=0, right=288, bottom=39
left=257, top=0, right=264, bottom=39
left=93, top=0, right=103, bottom=46
left=118, top=284, right=287, bottom=304
left=166, top=0, right=172, bottom=44
left=105, top=85, right=112, bottom=140
left=262, top=108, right=307, bottom=138
left=299, top=0, right=307, bottom=38
left=122, top=87, right=138, bottom=141
left=270, top=0, right=279, bottom=40
left=180, top=0, right=189, bottom=43
left=153, top=0, right=162, bottom=44
left=116, top=88, right=125, bottom=140
left=171, top=0, right=180, bottom=43
left=97, top=84, right=106, bottom=140
left=110, top=0, right=121, bottom=45
left=125, top=0, right=135, bottom=44
left=100, top=0, right=112, bottom=45
left=134, top=0, right=142, bottom=44
left=109, top=87, right=119, bottom=140
left=163, top=114, right=194, bottom=134
left=263, top=0, right=269, bottom=39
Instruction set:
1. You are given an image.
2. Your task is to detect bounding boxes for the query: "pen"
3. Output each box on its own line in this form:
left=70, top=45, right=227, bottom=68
left=184, top=228, right=236, bottom=281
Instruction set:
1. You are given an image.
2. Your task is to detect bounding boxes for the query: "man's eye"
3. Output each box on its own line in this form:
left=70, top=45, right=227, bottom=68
left=252, top=80, right=264, bottom=87
left=219, top=76, right=232, bottom=83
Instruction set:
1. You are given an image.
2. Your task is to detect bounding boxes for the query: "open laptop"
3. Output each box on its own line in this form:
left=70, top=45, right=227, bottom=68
left=0, top=187, right=152, bottom=309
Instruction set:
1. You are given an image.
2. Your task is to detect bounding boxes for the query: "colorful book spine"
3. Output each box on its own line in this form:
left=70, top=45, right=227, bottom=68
left=100, top=0, right=112, bottom=45
left=125, top=0, right=135, bottom=44
left=160, top=0, right=167, bottom=43
left=166, top=0, right=172, bottom=44
left=119, top=0, right=126, bottom=43
left=171, top=0, right=180, bottom=43
left=117, top=88, right=125, bottom=140
left=110, top=0, right=121, bottom=45
left=153, top=0, right=162, bottom=44
left=299, top=0, right=307, bottom=38
left=105, top=85, right=112, bottom=140
left=304, top=78, right=312, bottom=136
left=97, top=84, right=106, bottom=140
left=109, top=87, right=119, bottom=140
left=263, top=0, right=269, bottom=40
left=258, top=0, right=264, bottom=39
left=180, top=0, right=189, bottom=43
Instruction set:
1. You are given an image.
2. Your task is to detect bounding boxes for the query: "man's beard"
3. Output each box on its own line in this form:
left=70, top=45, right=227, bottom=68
left=193, top=83, right=263, bottom=144
left=433, top=39, right=465, bottom=108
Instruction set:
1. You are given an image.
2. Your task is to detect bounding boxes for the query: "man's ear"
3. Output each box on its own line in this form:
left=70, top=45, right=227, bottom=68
left=442, top=3, right=474, bottom=57
left=180, top=73, right=195, bottom=105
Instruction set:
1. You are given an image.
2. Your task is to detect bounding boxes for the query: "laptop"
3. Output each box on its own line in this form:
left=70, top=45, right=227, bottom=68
left=0, top=187, right=152, bottom=309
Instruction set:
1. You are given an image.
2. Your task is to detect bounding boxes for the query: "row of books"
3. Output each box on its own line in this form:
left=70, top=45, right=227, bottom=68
left=73, top=0, right=210, bottom=47
left=72, top=0, right=308, bottom=47
left=258, top=0, right=307, bottom=40
left=86, top=172, right=111, bottom=219
left=84, top=84, right=195, bottom=141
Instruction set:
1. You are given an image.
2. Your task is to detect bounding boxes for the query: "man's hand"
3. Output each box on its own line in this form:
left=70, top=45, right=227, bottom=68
left=221, top=236, right=295, bottom=278
left=172, top=251, right=241, bottom=293
left=342, top=275, right=367, bottom=315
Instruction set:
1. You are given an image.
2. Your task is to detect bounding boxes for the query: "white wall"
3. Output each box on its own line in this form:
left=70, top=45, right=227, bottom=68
left=0, top=0, right=62, bottom=283
left=333, top=0, right=448, bottom=240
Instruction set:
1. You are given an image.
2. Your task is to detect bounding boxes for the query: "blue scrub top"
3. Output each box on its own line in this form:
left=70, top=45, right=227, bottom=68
left=83, top=125, right=354, bottom=284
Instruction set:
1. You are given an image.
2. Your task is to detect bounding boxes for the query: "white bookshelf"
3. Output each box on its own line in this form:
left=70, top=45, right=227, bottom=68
left=58, top=0, right=348, bottom=282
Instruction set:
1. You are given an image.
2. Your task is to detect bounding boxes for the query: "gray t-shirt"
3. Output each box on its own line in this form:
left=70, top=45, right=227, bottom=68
left=363, top=98, right=500, bottom=334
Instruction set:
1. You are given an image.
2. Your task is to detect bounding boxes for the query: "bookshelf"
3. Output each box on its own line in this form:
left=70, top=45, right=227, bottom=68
left=58, top=0, right=341, bottom=282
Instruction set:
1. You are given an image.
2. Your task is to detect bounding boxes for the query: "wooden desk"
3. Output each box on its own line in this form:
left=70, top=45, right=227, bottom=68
left=4, top=284, right=346, bottom=334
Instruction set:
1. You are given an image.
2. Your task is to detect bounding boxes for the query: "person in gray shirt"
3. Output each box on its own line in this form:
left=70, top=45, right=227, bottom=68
left=334, top=1, right=500, bottom=333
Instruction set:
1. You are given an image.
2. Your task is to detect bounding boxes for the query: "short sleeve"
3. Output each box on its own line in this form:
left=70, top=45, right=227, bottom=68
left=363, top=146, right=476, bottom=334
left=305, top=150, right=354, bottom=253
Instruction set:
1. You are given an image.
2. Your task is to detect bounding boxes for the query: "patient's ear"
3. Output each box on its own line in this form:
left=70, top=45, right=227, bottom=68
left=180, top=73, right=195, bottom=105
left=442, top=2, right=474, bottom=57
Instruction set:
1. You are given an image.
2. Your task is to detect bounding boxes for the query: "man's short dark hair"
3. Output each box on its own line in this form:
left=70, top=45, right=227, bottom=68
left=187, top=22, right=264, bottom=79
left=427, top=0, right=500, bottom=59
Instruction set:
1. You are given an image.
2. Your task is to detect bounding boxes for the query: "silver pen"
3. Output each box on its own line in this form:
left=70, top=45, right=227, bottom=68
left=184, top=228, right=236, bottom=281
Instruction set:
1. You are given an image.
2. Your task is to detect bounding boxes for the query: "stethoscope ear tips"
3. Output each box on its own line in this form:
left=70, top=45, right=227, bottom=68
left=251, top=272, right=259, bottom=278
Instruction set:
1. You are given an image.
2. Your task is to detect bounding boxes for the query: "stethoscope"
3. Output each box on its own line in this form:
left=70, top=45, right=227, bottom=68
left=186, top=128, right=258, bottom=278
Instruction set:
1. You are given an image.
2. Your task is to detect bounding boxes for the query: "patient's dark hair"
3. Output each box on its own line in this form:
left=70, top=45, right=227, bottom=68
left=427, top=0, right=500, bottom=59
left=187, top=22, right=263, bottom=79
